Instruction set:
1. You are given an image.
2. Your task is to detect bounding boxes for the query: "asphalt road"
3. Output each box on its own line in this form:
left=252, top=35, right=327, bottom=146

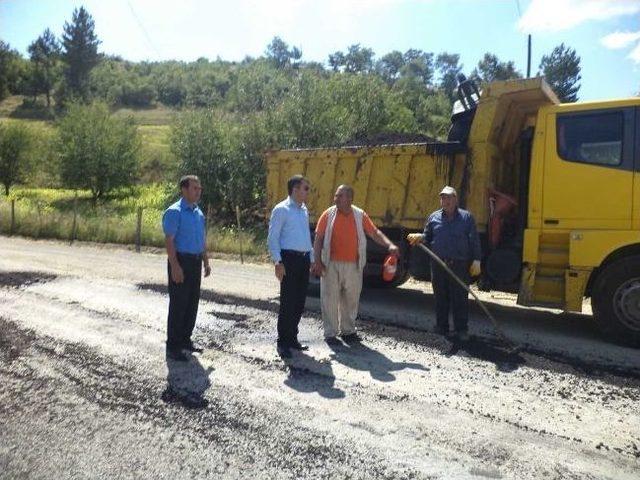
left=0, top=236, right=638, bottom=479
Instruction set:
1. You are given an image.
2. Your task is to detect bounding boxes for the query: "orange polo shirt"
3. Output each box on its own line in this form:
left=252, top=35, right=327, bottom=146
left=316, top=208, right=377, bottom=262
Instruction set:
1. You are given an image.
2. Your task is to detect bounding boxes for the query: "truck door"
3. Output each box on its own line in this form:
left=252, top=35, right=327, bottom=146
left=542, top=107, right=635, bottom=230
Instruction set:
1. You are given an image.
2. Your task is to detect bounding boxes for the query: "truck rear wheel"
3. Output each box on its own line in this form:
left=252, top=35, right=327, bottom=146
left=592, top=255, right=640, bottom=347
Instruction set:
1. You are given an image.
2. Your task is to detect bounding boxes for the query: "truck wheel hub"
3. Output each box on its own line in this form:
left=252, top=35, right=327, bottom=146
left=614, top=278, right=640, bottom=331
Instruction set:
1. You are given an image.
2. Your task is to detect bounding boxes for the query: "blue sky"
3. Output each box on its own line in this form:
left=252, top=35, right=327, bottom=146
left=1, top=0, right=639, bottom=101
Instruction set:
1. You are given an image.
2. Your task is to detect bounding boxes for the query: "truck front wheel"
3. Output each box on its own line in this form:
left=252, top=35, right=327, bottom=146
left=592, top=255, right=640, bottom=347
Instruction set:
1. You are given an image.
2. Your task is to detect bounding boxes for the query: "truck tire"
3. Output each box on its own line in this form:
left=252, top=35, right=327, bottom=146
left=591, top=255, right=640, bottom=347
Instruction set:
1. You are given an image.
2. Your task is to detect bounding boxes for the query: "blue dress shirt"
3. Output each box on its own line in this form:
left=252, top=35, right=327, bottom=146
left=162, top=198, right=206, bottom=254
left=268, top=196, right=314, bottom=263
left=423, top=208, right=481, bottom=261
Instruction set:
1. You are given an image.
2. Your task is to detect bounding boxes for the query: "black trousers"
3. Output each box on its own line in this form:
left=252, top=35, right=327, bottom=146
left=278, top=250, right=310, bottom=346
left=167, top=253, right=202, bottom=351
left=431, top=259, right=470, bottom=333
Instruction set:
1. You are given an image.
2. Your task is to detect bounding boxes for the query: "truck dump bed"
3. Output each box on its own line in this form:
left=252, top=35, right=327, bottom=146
left=265, top=144, right=468, bottom=230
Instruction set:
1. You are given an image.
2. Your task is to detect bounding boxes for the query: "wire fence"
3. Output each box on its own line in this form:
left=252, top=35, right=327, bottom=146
left=0, top=195, right=266, bottom=261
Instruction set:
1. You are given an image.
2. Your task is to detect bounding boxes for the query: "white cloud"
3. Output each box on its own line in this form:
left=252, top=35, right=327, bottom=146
left=517, top=0, right=640, bottom=33
left=629, top=41, right=640, bottom=63
left=601, top=31, right=640, bottom=49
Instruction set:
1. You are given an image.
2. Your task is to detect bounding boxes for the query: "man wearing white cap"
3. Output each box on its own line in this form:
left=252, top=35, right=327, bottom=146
left=407, top=186, right=481, bottom=341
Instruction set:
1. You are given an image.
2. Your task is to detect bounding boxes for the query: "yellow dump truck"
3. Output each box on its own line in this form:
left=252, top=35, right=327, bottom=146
left=266, top=76, right=640, bottom=345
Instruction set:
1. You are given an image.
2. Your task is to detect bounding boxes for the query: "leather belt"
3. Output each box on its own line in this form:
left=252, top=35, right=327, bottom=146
left=281, top=250, right=310, bottom=258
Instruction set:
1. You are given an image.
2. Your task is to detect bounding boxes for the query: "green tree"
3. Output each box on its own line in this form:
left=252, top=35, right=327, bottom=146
left=376, top=50, right=405, bottom=84
left=61, top=7, right=101, bottom=102
left=435, top=52, right=462, bottom=102
left=416, top=92, right=452, bottom=139
left=265, top=36, right=302, bottom=69
left=0, top=41, right=25, bottom=101
left=329, top=74, right=389, bottom=139
left=471, top=53, right=521, bottom=84
left=170, top=109, right=239, bottom=214
left=328, top=45, right=375, bottom=73
left=538, top=43, right=581, bottom=102
left=0, top=122, right=33, bottom=195
left=278, top=71, right=346, bottom=147
left=228, top=60, right=291, bottom=113
left=28, top=28, right=62, bottom=107
left=57, top=103, right=140, bottom=203
left=153, top=62, right=187, bottom=106
left=401, top=49, right=434, bottom=85
left=328, top=51, right=345, bottom=72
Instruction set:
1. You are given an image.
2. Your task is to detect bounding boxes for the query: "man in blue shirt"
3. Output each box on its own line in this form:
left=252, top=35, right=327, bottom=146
left=268, top=174, right=314, bottom=358
left=408, top=186, right=481, bottom=341
left=162, top=175, right=211, bottom=361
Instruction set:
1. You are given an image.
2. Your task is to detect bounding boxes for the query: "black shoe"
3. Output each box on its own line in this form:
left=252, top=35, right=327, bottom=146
left=277, top=345, right=292, bottom=358
left=431, top=326, right=449, bottom=336
left=341, top=333, right=361, bottom=344
left=453, top=331, right=470, bottom=342
left=184, top=343, right=204, bottom=353
left=325, top=336, right=342, bottom=347
left=290, top=340, right=309, bottom=351
left=166, top=349, right=189, bottom=362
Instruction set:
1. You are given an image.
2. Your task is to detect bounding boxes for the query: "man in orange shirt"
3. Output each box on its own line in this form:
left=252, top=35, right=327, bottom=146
left=312, top=184, right=398, bottom=344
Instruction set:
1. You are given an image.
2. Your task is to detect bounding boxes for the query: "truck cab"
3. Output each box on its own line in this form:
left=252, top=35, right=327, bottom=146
left=518, top=97, right=640, bottom=344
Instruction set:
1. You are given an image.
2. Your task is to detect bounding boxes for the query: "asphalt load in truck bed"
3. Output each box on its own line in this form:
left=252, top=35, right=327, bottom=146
left=0, top=236, right=638, bottom=479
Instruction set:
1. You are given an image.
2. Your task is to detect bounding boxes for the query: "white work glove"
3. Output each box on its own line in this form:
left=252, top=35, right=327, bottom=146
left=406, top=233, right=424, bottom=246
left=469, top=260, right=481, bottom=277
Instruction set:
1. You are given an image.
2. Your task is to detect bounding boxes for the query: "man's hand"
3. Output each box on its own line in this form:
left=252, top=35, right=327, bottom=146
left=171, top=263, right=184, bottom=284
left=469, top=260, right=481, bottom=277
left=311, top=261, right=326, bottom=277
left=204, top=262, right=212, bottom=278
left=406, top=233, right=424, bottom=246
left=388, top=244, right=399, bottom=257
left=275, top=262, right=286, bottom=282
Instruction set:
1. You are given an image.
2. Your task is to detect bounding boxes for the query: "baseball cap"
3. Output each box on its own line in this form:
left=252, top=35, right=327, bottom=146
left=439, top=186, right=457, bottom=196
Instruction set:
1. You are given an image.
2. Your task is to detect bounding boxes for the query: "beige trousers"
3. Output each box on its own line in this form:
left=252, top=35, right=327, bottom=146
left=321, top=260, right=363, bottom=338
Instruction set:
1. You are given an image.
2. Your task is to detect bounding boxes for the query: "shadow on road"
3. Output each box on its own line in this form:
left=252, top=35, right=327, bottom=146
left=138, top=282, right=280, bottom=313
left=284, top=352, right=345, bottom=399
left=161, top=354, right=213, bottom=409
left=139, top=282, right=640, bottom=384
left=0, top=270, right=58, bottom=288
left=443, top=337, right=525, bottom=373
left=327, top=339, right=429, bottom=382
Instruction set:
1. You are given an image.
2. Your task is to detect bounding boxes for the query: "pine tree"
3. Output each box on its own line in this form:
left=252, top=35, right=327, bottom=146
left=538, top=43, right=581, bottom=103
left=435, top=53, right=462, bottom=102
left=61, top=7, right=100, bottom=102
left=28, top=28, right=61, bottom=107
left=471, top=53, right=521, bottom=84
left=0, top=41, right=24, bottom=101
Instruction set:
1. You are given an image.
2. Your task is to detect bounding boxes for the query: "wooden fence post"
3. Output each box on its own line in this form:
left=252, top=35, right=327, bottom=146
left=235, top=205, right=244, bottom=264
left=70, top=191, right=78, bottom=245
left=10, top=199, right=15, bottom=236
left=135, top=207, right=143, bottom=253
left=36, top=201, right=42, bottom=238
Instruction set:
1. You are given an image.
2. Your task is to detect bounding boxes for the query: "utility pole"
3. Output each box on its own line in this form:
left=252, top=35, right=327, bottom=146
left=527, top=34, right=532, bottom=78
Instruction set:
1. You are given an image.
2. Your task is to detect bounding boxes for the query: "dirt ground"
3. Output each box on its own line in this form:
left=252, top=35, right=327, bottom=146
left=0, top=235, right=638, bottom=479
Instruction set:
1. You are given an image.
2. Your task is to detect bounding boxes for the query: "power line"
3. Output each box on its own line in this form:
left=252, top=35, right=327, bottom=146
left=514, top=0, right=532, bottom=77
left=126, top=0, right=161, bottom=59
